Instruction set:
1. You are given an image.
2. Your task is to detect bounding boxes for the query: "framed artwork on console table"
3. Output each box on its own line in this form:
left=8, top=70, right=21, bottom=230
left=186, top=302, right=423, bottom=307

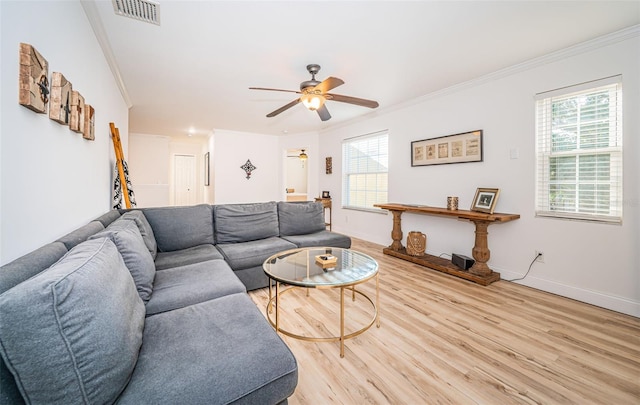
left=471, top=187, right=500, bottom=214
left=411, top=129, right=483, bottom=166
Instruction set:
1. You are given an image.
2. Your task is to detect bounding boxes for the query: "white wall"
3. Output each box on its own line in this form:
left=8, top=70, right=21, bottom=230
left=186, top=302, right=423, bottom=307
left=319, top=31, right=639, bottom=316
left=128, top=133, right=170, bottom=207
left=212, top=130, right=281, bottom=204
left=0, top=1, right=129, bottom=265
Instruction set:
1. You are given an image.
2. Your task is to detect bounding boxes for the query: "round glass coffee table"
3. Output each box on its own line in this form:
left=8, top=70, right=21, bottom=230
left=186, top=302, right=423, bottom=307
left=263, top=247, right=380, bottom=358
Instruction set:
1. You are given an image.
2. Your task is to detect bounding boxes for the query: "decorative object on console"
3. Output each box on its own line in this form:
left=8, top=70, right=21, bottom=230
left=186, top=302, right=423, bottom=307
left=406, top=231, right=426, bottom=256
left=325, top=157, right=332, bottom=174
left=322, top=191, right=330, bottom=198
left=240, top=159, right=257, bottom=180
left=70, top=90, right=85, bottom=133
left=452, top=253, right=475, bottom=270
left=50, top=72, right=72, bottom=125
left=471, top=188, right=500, bottom=214
left=411, top=130, right=483, bottom=166
left=83, top=105, right=95, bottom=140
left=19, top=43, right=49, bottom=113
left=447, top=196, right=459, bottom=210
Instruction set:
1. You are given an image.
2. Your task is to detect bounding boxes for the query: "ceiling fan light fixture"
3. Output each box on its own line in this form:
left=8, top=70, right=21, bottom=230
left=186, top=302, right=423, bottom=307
left=301, top=93, right=325, bottom=111
left=299, top=149, right=308, bottom=161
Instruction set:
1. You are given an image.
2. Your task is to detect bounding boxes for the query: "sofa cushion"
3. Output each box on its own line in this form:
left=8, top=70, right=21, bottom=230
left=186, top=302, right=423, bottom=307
left=117, top=293, right=297, bottom=405
left=214, top=201, right=279, bottom=243
left=90, top=220, right=156, bottom=302
left=55, top=221, right=105, bottom=250
left=0, top=242, right=68, bottom=295
left=281, top=230, right=352, bottom=249
left=278, top=201, right=326, bottom=236
left=216, top=237, right=297, bottom=270
left=93, top=209, right=122, bottom=228
left=142, top=204, right=214, bottom=252
left=145, top=260, right=246, bottom=316
left=120, top=210, right=158, bottom=259
left=0, top=238, right=145, bottom=405
left=154, top=244, right=224, bottom=271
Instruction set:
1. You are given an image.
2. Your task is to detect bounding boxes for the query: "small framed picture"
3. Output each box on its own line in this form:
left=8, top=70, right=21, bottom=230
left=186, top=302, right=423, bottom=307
left=322, top=191, right=330, bottom=198
left=471, top=188, right=500, bottom=214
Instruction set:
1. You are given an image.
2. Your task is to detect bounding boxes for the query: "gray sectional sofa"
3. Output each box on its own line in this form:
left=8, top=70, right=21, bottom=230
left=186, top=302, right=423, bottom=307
left=0, top=201, right=351, bottom=404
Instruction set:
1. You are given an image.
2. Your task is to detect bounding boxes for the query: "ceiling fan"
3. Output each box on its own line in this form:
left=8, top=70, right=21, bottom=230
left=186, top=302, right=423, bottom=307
left=250, top=64, right=379, bottom=122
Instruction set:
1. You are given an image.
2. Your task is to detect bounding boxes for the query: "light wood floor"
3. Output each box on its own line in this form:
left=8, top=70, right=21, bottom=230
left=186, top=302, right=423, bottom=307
left=249, top=238, right=640, bottom=404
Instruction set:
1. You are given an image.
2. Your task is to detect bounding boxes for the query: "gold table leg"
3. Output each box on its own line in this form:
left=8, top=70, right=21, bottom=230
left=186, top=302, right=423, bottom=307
left=340, top=286, right=345, bottom=358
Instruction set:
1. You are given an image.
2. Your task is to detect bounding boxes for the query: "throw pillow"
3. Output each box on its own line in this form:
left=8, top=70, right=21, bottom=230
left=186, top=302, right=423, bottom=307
left=0, top=238, right=145, bottom=405
left=91, top=219, right=155, bottom=302
left=120, top=210, right=158, bottom=259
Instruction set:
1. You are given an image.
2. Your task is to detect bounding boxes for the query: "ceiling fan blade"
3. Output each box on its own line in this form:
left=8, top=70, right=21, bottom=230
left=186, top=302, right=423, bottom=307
left=313, top=77, right=344, bottom=94
left=266, top=98, right=301, bottom=117
left=317, top=104, right=331, bottom=121
left=326, top=93, right=379, bottom=108
left=249, top=87, right=301, bottom=94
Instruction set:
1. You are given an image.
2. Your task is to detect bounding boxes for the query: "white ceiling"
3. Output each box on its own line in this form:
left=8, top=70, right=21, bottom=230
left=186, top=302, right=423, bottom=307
left=86, top=1, right=639, bottom=137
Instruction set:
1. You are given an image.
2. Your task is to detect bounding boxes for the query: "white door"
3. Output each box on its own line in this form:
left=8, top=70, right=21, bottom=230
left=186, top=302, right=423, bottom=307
left=174, top=154, right=196, bottom=206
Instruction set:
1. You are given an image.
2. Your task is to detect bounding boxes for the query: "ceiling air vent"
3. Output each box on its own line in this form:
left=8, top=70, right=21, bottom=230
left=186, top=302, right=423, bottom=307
left=112, top=0, right=160, bottom=26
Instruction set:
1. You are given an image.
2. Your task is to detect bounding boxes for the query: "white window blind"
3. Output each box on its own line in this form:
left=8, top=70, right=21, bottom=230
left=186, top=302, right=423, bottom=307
left=342, top=131, right=388, bottom=210
left=535, top=76, right=622, bottom=223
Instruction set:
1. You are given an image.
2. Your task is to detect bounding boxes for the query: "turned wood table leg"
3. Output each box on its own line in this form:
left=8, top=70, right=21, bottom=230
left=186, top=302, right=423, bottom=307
left=389, top=210, right=404, bottom=251
left=469, top=220, right=492, bottom=276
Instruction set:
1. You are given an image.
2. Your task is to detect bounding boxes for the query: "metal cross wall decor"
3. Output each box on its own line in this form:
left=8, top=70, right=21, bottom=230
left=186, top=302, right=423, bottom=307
left=240, top=159, right=257, bottom=179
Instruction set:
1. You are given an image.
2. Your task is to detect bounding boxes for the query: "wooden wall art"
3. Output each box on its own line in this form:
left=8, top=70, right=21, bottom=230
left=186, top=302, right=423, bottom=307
left=49, top=72, right=72, bottom=125
left=19, top=43, right=49, bottom=113
left=325, top=157, right=332, bottom=174
left=83, top=105, right=95, bottom=140
left=70, top=90, right=85, bottom=133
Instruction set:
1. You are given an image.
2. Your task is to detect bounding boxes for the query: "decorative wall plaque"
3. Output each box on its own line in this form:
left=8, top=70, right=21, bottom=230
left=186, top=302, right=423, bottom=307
left=18, top=43, right=49, bottom=113
left=240, top=159, right=256, bottom=180
left=83, top=105, right=95, bottom=140
left=70, top=91, right=85, bottom=133
left=325, top=157, right=332, bottom=174
left=49, top=72, right=72, bottom=125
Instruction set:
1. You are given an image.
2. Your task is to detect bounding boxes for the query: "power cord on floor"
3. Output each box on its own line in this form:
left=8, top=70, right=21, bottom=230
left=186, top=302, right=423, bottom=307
left=504, top=253, right=542, bottom=282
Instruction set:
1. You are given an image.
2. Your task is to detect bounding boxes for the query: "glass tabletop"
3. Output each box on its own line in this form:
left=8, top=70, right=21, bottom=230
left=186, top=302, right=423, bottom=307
left=263, top=247, right=378, bottom=287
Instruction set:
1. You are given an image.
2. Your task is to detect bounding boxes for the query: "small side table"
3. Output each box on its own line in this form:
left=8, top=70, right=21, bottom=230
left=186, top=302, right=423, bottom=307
left=314, top=197, right=332, bottom=230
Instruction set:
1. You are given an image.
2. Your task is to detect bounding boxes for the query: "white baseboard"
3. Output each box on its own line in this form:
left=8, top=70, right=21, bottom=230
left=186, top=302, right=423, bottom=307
left=497, top=266, right=639, bottom=318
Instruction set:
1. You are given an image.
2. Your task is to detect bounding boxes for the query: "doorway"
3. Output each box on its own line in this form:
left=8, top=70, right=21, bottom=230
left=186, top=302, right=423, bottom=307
left=174, top=154, right=196, bottom=206
left=285, top=148, right=308, bottom=201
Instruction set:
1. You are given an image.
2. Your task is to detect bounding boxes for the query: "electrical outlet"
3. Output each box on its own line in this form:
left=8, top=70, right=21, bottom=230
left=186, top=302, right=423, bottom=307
left=535, top=250, right=544, bottom=263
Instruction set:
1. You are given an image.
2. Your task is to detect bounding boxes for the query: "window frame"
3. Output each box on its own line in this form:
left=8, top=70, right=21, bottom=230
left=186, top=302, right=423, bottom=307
left=535, top=76, right=623, bottom=224
left=341, top=130, right=389, bottom=212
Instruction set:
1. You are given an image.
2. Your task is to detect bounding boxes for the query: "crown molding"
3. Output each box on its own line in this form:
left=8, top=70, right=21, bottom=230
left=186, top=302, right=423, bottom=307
left=81, top=0, right=133, bottom=108
left=322, top=24, right=640, bottom=135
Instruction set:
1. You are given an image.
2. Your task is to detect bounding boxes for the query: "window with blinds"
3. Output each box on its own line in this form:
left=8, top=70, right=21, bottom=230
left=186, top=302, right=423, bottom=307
left=535, top=76, right=622, bottom=223
left=342, top=131, right=388, bottom=211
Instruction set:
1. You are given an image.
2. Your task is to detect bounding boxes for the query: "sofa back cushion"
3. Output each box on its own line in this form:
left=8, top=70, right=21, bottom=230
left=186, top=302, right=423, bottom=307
left=277, top=201, right=326, bottom=236
left=141, top=204, right=214, bottom=252
left=120, top=210, right=158, bottom=259
left=55, top=221, right=105, bottom=250
left=0, top=238, right=145, bottom=405
left=90, top=220, right=156, bottom=302
left=0, top=242, right=68, bottom=295
left=214, top=202, right=279, bottom=243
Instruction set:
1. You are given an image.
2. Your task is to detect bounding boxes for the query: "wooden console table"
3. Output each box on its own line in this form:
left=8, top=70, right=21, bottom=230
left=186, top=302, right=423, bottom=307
left=314, top=197, right=332, bottom=230
left=374, top=203, right=520, bottom=285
